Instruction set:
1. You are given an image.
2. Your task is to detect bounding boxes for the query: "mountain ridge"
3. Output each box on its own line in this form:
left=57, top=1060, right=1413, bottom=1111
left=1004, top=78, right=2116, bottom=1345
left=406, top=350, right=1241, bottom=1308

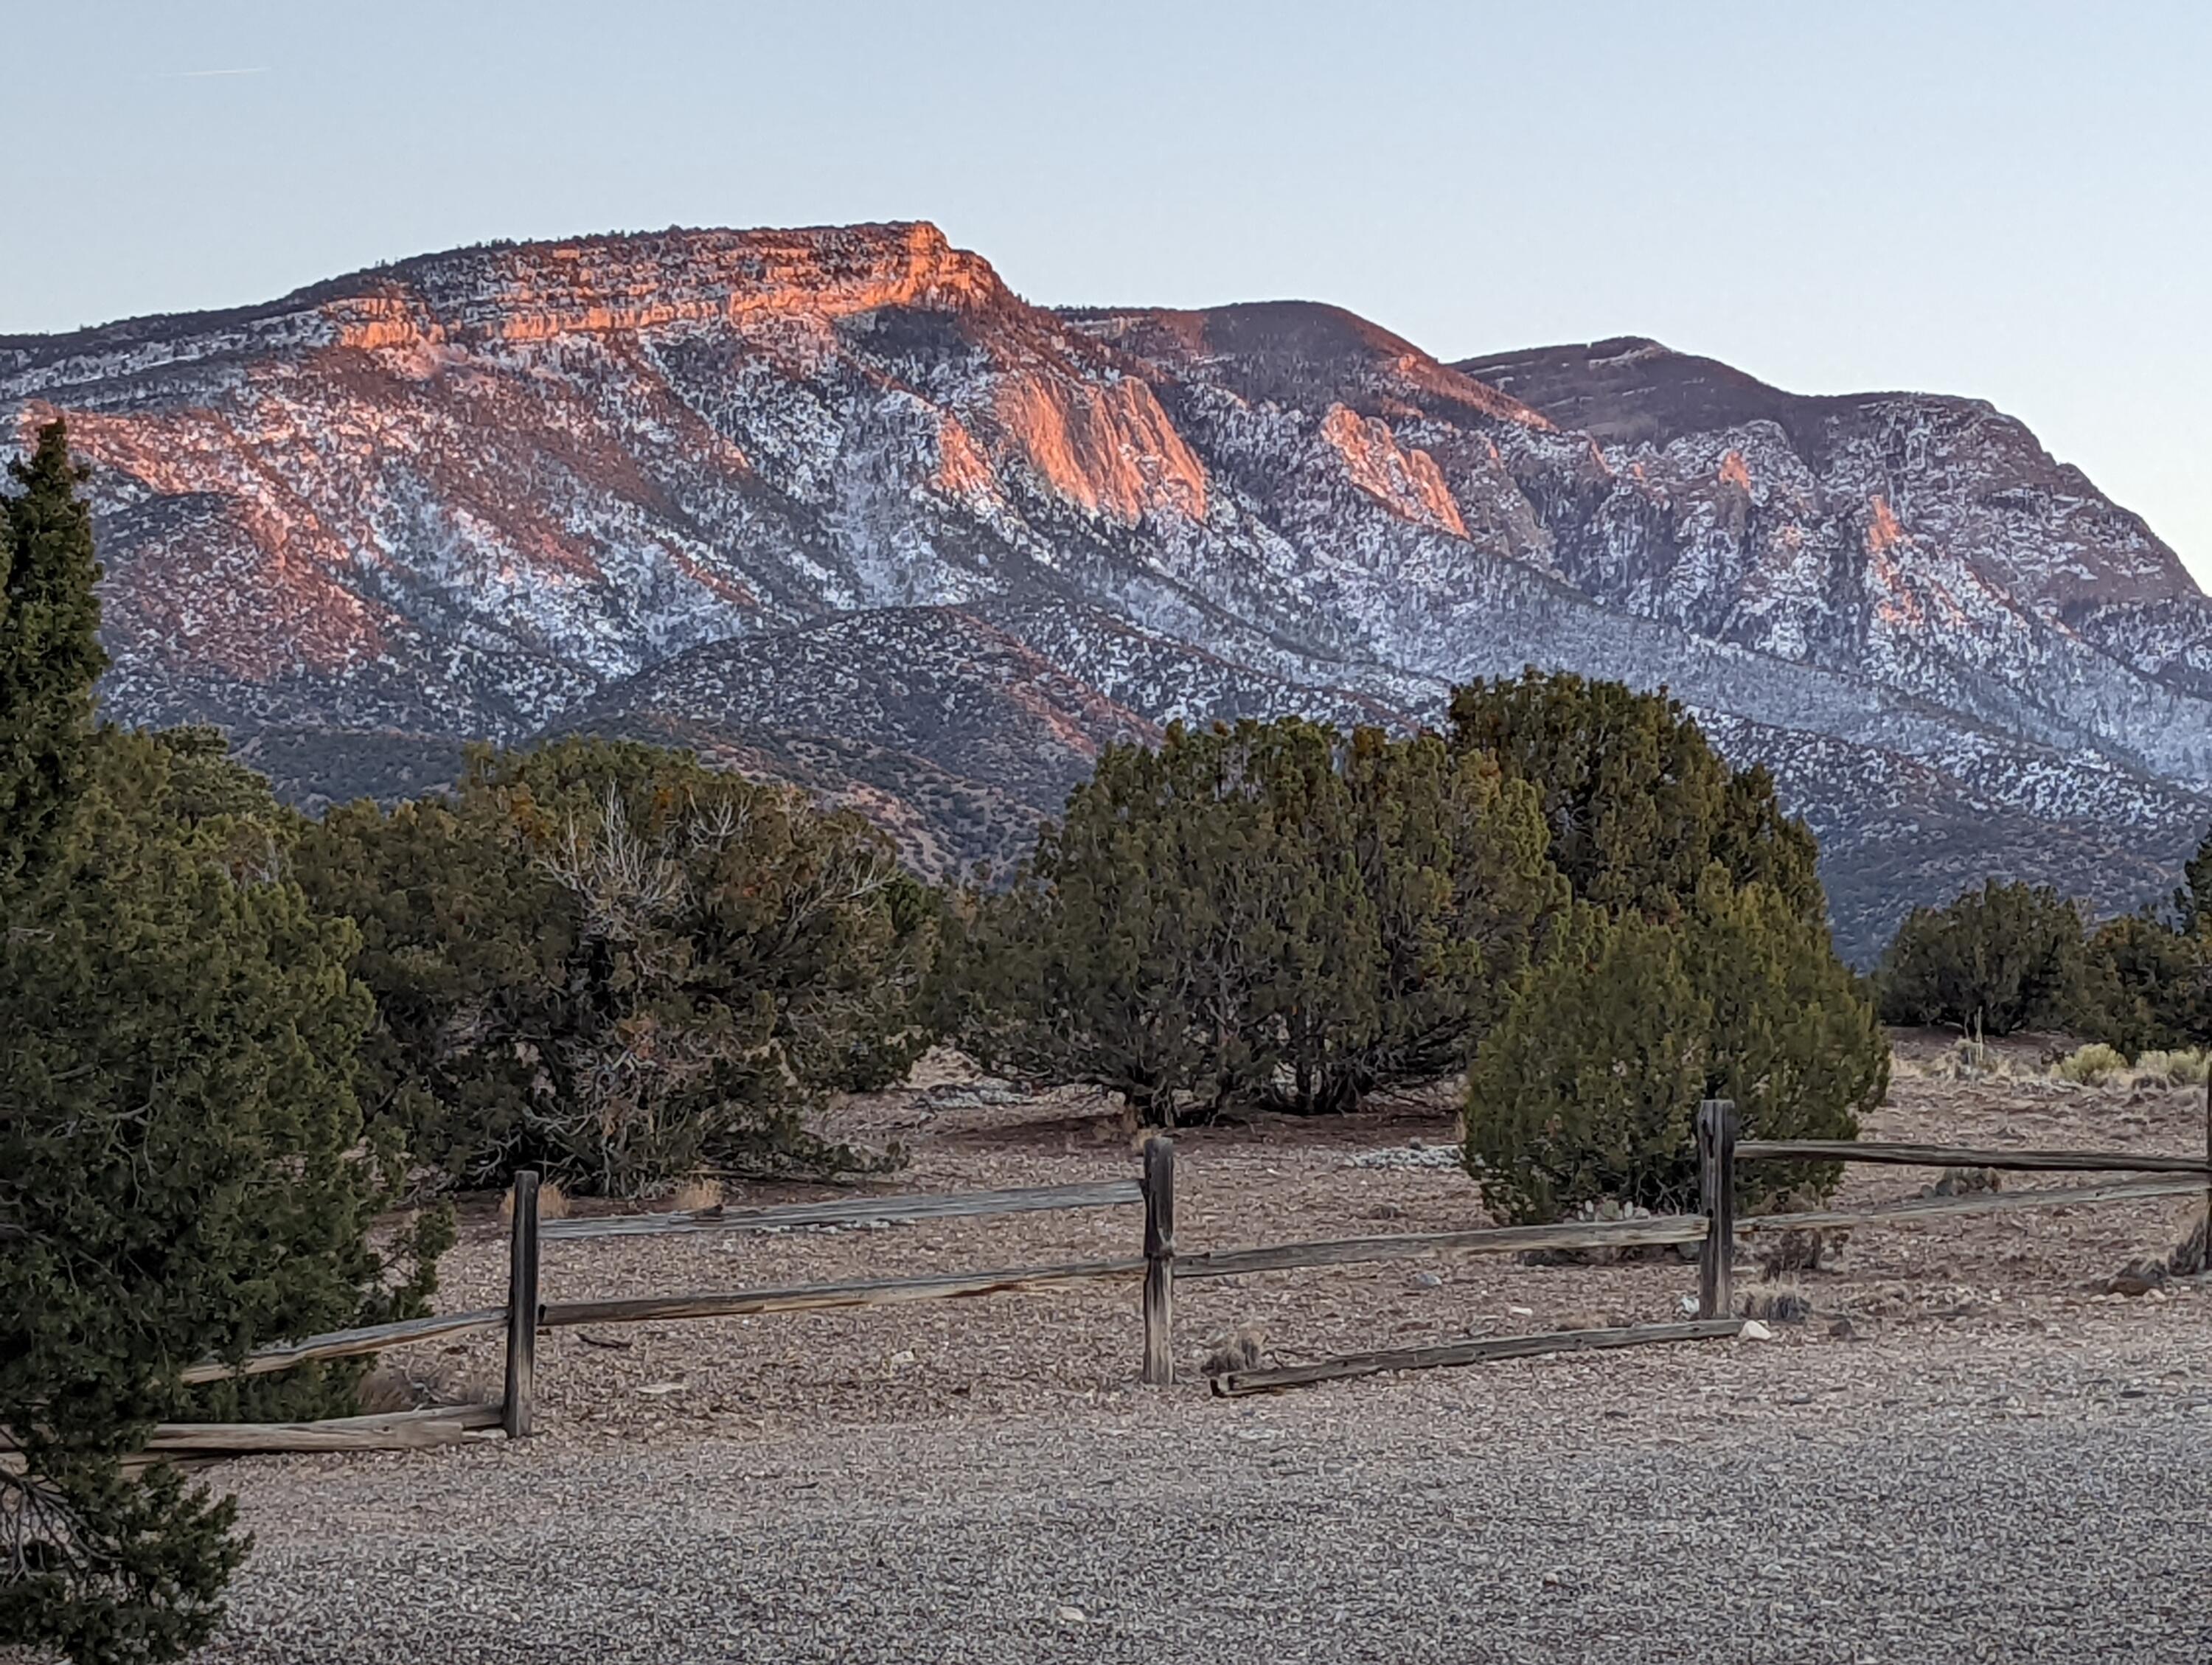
left=5, top=219, right=2207, bottom=960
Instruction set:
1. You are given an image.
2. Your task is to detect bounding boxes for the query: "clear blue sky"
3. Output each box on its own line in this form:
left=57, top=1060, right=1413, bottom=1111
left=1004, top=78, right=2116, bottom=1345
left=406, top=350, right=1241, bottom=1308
left=10, top=1, right=2208, bottom=585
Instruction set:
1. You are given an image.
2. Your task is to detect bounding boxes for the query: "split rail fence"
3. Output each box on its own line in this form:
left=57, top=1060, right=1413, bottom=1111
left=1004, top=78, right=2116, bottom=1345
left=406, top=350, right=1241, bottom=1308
left=72, top=1087, right=2212, bottom=1451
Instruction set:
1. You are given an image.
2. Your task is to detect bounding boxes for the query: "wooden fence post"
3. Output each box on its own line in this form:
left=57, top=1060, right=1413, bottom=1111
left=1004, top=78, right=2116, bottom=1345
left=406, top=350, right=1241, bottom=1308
left=1696, top=1100, right=1737, bottom=1321
left=1141, top=1136, right=1175, bottom=1386
left=504, top=1169, right=541, bottom=1439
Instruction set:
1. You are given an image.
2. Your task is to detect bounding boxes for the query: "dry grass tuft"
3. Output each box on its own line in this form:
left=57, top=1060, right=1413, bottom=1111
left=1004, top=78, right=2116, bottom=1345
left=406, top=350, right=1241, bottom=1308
left=1742, top=1284, right=1812, bottom=1324
left=357, top=1357, right=498, bottom=1413
left=1910, top=1038, right=2020, bottom=1082
left=356, top=1361, right=422, bottom=1415
left=1758, top=1228, right=1843, bottom=1278
left=1199, top=1324, right=1267, bottom=1377
left=1922, top=1167, right=2002, bottom=1200
left=662, top=1178, right=723, bottom=1214
left=499, top=1179, right=571, bottom=1225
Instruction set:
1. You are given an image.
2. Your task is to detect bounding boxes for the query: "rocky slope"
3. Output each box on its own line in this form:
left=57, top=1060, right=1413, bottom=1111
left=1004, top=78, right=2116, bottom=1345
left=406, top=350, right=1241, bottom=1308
left=5, top=222, right=2208, bottom=960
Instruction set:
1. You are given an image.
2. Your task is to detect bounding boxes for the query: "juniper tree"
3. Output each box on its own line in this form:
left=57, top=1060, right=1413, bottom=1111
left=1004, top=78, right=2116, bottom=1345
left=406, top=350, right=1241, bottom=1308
left=2079, top=908, right=2212, bottom=1055
left=0, top=419, right=105, bottom=890
left=1462, top=905, right=1712, bottom=1221
left=296, top=739, right=936, bottom=1195
left=1876, top=879, right=2089, bottom=1036
left=1447, top=668, right=1822, bottom=923
left=0, top=435, right=435, bottom=1665
left=1463, top=876, right=1883, bottom=1224
left=964, top=719, right=1562, bottom=1123
left=1453, top=671, right=1879, bottom=1222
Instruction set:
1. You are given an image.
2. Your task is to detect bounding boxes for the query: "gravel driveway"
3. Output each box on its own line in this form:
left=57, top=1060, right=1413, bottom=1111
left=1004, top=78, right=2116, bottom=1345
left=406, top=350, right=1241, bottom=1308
left=199, top=1320, right=2212, bottom=1664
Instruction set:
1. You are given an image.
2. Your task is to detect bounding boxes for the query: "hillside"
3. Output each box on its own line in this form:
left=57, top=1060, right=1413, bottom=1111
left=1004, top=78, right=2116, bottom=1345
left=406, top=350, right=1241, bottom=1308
left=6, top=222, right=2208, bottom=959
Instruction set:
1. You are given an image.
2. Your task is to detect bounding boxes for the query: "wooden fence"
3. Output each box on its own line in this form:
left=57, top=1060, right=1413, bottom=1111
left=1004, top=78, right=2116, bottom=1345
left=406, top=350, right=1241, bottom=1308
left=121, top=1089, right=2212, bottom=1442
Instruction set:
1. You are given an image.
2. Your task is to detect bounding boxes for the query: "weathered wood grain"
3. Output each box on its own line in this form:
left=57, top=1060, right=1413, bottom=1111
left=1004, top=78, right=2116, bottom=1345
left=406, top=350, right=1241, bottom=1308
left=540, top=1256, right=1149, bottom=1329
left=537, top=1180, right=1144, bottom=1242
left=504, top=1169, right=540, bottom=1440
left=3, top=1403, right=504, bottom=1456
left=176, top=1307, right=509, bottom=1386
left=1741, top=1173, right=2204, bottom=1232
left=1211, top=1319, right=1745, bottom=1396
left=1175, top=1213, right=1709, bottom=1282
left=1141, top=1137, right=1175, bottom=1386
left=147, top=1403, right=505, bottom=1453
left=1736, top=1139, right=2212, bottom=1175
left=1698, top=1099, right=1738, bottom=1321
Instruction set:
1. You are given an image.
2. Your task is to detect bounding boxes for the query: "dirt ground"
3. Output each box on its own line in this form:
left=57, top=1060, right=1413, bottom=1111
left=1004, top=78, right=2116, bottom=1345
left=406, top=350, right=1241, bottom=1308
left=186, top=1032, right=2212, bottom=1661
left=368, top=1030, right=2212, bottom=1440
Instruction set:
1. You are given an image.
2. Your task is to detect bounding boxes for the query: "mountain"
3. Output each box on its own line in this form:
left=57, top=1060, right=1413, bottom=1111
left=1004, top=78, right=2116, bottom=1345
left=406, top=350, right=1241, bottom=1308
left=5, top=222, right=2208, bottom=961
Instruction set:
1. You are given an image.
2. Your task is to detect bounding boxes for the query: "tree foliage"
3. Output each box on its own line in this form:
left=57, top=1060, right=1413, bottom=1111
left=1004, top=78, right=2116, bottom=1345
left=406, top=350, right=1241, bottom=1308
left=0, top=420, right=106, bottom=891
left=959, top=720, right=1563, bottom=1124
left=0, top=435, right=439, bottom=1663
left=1450, top=672, right=1882, bottom=1222
left=1461, top=906, right=1711, bottom=1222
left=296, top=739, right=936, bottom=1196
left=1876, top=879, right=2090, bottom=1036
left=1447, top=668, right=1823, bottom=923
left=2078, top=911, right=2212, bottom=1055
left=1464, top=875, right=1882, bottom=1223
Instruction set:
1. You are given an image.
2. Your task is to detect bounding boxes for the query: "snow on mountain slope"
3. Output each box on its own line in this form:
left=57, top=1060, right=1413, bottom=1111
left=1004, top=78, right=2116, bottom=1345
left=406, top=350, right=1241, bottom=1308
left=5, top=224, right=2208, bottom=960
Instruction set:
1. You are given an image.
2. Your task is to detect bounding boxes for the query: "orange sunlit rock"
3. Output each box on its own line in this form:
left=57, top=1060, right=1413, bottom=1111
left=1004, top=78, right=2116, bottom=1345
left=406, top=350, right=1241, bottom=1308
left=1867, top=493, right=1906, bottom=553
left=991, top=375, right=1206, bottom=524
left=1318, top=406, right=1467, bottom=537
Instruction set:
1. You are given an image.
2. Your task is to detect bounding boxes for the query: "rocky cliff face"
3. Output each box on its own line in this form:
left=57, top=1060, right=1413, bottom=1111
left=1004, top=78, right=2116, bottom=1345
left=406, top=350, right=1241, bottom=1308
left=7, top=223, right=2208, bottom=960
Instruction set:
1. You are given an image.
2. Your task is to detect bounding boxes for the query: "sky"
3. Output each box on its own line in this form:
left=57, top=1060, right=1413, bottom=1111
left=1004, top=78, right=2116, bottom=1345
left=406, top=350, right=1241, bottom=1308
left=8, top=1, right=2210, bottom=584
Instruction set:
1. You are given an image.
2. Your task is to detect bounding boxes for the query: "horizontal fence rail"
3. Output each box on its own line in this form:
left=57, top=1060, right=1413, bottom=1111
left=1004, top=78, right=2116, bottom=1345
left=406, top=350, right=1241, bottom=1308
left=1211, top=1319, right=1745, bottom=1397
left=540, top=1257, right=1150, bottom=1330
left=1, top=1403, right=504, bottom=1458
left=178, top=1307, right=511, bottom=1387
left=538, top=1179, right=1144, bottom=1242
left=1176, top=1214, right=1709, bottom=1280
left=1742, top=1173, right=2205, bottom=1232
left=147, top=1098, right=2212, bottom=1451
left=1738, top=1139, right=2212, bottom=1176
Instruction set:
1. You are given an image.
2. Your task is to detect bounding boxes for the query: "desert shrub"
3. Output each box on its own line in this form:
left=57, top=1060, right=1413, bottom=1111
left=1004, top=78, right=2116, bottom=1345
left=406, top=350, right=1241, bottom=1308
left=1, top=423, right=442, bottom=1665
left=1876, top=879, right=2089, bottom=1036
left=1688, top=871, right=1885, bottom=1176
left=1464, top=875, right=1883, bottom=1223
left=297, top=739, right=936, bottom=1196
left=2077, top=908, right=2212, bottom=1055
left=2053, top=1042, right=2127, bottom=1086
left=962, top=720, right=1563, bottom=1123
left=2134, top=1048, right=2211, bottom=1087
left=2182, top=827, right=2212, bottom=936
left=1758, top=1228, right=1844, bottom=1278
left=1447, top=668, right=1823, bottom=925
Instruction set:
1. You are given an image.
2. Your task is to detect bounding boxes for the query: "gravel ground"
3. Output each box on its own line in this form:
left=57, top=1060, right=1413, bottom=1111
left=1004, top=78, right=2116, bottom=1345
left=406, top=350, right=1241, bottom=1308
left=175, top=1040, right=2212, bottom=1659
left=202, top=1323, right=2212, bottom=1664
